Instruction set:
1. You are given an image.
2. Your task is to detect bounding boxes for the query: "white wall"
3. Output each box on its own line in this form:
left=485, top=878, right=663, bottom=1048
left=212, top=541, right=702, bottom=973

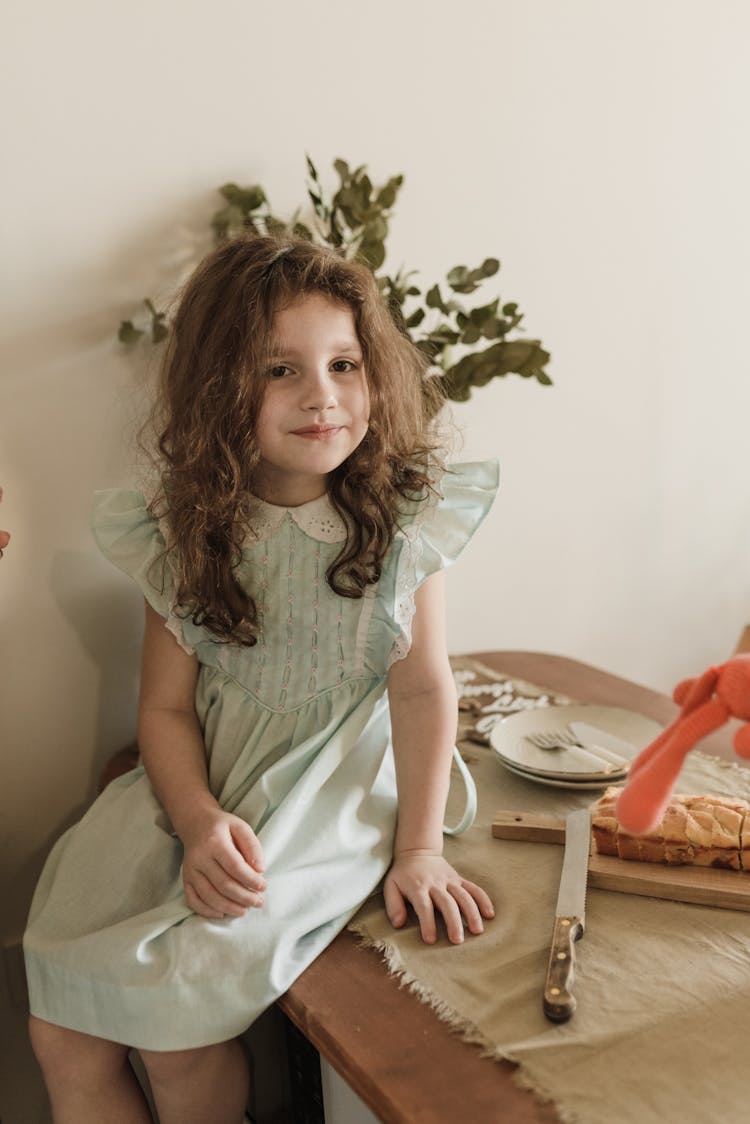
left=3, top=0, right=750, bottom=937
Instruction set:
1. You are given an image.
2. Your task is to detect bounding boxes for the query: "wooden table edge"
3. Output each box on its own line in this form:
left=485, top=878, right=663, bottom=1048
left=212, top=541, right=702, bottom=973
left=276, top=650, right=733, bottom=1123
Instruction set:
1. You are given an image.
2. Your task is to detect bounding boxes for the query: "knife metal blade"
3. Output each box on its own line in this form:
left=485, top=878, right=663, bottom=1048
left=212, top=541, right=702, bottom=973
left=543, top=807, right=590, bottom=1022
left=568, top=720, right=637, bottom=765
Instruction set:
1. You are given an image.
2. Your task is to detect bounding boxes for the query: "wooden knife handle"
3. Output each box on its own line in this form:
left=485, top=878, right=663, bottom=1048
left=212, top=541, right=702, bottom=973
left=543, top=916, right=584, bottom=1022
left=492, top=810, right=566, bottom=843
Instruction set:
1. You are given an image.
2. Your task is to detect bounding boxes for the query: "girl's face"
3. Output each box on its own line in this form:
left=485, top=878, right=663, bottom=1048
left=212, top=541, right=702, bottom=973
left=251, top=292, right=370, bottom=506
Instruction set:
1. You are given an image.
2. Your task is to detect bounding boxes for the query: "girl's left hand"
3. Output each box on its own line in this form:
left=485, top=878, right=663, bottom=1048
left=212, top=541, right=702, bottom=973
left=383, top=851, right=495, bottom=945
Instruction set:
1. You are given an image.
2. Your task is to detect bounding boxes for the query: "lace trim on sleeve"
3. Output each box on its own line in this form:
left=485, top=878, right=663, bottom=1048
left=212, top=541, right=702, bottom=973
left=385, top=490, right=439, bottom=671
left=164, top=612, right=195, bottom=656
left=152, top=508, right=195, bottom=657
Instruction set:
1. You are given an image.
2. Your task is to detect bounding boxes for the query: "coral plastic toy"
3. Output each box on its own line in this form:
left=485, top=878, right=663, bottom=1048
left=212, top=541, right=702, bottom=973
left=616, top=655, right=750, bottom=835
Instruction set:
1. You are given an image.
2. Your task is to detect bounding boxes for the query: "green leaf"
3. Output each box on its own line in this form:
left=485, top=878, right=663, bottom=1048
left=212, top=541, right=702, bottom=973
left=218, top=183, right=266, bottom=213
left=359, top=237, right=386, bottom=269
left=447, top=260, right=500, bottom=294
left=437, top=366, right=474, bottom=401
left=327, top=211, right=344, bottom=247
left=425, top=325, right=460, bottom=345
left=446, top=265, right=469, bottom=289
left=415, top=339, right=442, bottom=361
left=115, top=153, right=552, bottom=396
left=461, top=323, right=482, bottom=345
left=118, top=320, right=144, bottom=344
left=442, top=339, right=552, bottom=397
left=468, top=298, right=499, bottom=325
left=426, top=284, right=447, bottom=311
left=334, top=157, right=350, bottom=182
left=144, top=300, right=169, bottom=344
left=481, top=317, right=503, bottom=340
left=363, top=214, right=387, bottom=242
left=376, top=174, right=404, bottom=210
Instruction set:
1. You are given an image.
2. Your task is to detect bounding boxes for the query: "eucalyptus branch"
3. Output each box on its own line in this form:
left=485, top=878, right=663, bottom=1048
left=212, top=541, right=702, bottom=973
left=118, top=155, right=552, bottom=398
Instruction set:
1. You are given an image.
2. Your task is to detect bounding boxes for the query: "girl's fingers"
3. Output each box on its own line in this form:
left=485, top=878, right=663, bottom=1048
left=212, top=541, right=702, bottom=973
left=431, top=888, right=465, bottom=944
left=460, top=879, right=495, bottom=920
left=383, top=878, right=408, bottom=929
left=215, top=852, right=267, bottom=895
left=448, top=885, right=484, bottom=936
left=230, top=820, right=265, bottom=873
left=184, top=880, right=224, bottom=920
left=188, top=871, right=251, bottom=918
left=410, top=893, right=438, bottom=945
left=208, top=865, right=265, bottom=907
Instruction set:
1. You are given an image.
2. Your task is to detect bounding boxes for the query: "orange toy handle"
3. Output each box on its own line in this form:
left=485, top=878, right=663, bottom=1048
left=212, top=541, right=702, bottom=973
left=616, top=698, right=726, bottom=834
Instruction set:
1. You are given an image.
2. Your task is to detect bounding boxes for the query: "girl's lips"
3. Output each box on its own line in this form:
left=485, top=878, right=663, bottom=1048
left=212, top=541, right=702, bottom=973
left=291, top=426, right=342, bottom=440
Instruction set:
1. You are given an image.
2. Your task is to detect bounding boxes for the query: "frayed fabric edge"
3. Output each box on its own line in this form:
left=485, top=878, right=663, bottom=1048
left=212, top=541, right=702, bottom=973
left=348, top=923, right=579, bottom=1123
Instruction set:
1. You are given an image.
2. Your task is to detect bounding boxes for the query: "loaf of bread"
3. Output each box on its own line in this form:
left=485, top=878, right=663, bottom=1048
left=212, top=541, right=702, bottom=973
left=592, top=786, right=750, bottom=870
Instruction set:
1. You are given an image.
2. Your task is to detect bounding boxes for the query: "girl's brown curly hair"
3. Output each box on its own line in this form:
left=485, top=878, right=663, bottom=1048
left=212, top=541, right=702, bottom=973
left=148, top=233, right=446, bottom=645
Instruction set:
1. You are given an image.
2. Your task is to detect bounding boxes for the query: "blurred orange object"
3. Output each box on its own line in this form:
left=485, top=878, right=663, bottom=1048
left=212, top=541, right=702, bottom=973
left=617, top=655, right=750, bottom=834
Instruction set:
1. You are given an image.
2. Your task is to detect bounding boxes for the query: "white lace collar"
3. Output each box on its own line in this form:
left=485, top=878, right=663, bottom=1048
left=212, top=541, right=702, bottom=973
left=246, top=492, right=348, bottom=544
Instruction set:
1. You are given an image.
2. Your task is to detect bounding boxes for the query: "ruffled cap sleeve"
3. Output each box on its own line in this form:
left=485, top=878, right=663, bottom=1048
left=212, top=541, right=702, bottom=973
left=385, top=460, right=499, bottom=668
left=91, top=489, right=194, bottom=654
left=404, top=459, right=499, bottom=575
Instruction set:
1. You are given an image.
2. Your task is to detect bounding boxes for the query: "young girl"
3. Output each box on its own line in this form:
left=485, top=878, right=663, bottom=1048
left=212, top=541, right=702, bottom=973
left=24, top=235, right=499, bottom=1123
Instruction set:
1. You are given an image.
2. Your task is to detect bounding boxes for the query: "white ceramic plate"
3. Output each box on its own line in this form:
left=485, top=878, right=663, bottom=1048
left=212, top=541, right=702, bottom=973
left=498, top=758, right=617, bottom=791
left=490, top=704, right=663, bottom=785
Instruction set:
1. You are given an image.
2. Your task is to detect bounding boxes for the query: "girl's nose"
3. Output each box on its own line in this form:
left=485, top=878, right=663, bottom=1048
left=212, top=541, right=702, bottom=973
left=302, top=369, right=337, bottom=410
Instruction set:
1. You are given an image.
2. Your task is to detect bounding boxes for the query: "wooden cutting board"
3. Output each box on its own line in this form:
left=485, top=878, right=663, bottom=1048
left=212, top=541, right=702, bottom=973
left=492, top=810, right=750, bottom=912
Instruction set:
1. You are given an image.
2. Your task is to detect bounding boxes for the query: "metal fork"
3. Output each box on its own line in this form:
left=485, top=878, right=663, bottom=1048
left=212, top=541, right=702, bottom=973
left=525, top=729, right=627, bottom=772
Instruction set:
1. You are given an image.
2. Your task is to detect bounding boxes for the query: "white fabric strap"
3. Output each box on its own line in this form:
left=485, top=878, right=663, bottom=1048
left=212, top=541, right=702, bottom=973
left=442, top=746, right=477, bottom=836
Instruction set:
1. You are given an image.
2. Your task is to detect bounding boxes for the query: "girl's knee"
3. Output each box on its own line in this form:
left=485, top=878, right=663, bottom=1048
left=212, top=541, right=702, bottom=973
left=28, top=1015, right=128, bottom=1080
left=139, top=1039, right=238, bottom=1087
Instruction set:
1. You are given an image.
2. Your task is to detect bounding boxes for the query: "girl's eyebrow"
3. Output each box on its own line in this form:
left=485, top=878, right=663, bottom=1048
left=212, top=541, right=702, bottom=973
left=269, top=339, right=362, bottom=358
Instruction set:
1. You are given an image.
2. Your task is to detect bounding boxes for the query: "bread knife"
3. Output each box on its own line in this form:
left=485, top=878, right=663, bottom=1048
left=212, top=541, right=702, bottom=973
left=568, top=720, right=636, bottom=766
left=543, top=807, right=590, bottom=1022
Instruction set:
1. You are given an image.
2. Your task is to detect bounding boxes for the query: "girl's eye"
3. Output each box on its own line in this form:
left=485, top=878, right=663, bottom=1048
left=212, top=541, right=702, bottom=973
left=331, top=359, right=357, bottom=373
left=268, top=365, right=290, bottom=379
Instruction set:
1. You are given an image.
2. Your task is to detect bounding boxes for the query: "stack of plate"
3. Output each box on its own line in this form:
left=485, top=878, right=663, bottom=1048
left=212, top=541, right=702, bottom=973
left=489, top=704, right=663, bottom=791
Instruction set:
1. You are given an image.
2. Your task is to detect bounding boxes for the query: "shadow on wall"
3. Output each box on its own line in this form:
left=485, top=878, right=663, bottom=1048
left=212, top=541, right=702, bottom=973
left=50, top=549, right=143, bottom=796
left=0, top=187, right=215, bottom=377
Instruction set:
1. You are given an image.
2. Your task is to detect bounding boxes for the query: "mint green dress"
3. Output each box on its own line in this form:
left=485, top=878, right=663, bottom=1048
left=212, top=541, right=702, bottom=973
left=24, top=461, right=498, bottom=1050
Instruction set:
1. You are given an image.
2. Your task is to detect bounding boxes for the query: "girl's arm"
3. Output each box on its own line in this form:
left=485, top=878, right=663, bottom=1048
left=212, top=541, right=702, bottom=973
left=138, top=600, right=266, bottom=919
left=384, top=572, right=494, bottom=944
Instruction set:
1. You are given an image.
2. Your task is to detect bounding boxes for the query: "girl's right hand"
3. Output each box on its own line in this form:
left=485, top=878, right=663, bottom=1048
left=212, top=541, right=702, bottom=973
left=180, top=808, right=267, bottom=920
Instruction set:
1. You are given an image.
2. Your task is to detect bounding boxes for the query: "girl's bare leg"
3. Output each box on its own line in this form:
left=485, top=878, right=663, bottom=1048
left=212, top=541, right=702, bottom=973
left=140, top=1037, right=250, bottom=1124
left=28, top=1015, right=153, bottom=1124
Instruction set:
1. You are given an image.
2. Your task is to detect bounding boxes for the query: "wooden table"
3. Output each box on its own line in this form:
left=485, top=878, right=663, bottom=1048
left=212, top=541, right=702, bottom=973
left=278, top=651, right=739, bottom=1124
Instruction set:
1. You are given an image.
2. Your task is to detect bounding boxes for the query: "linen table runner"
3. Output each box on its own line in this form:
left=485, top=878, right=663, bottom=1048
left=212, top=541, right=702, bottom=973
left=348, top=656, right=750, bottom=1124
